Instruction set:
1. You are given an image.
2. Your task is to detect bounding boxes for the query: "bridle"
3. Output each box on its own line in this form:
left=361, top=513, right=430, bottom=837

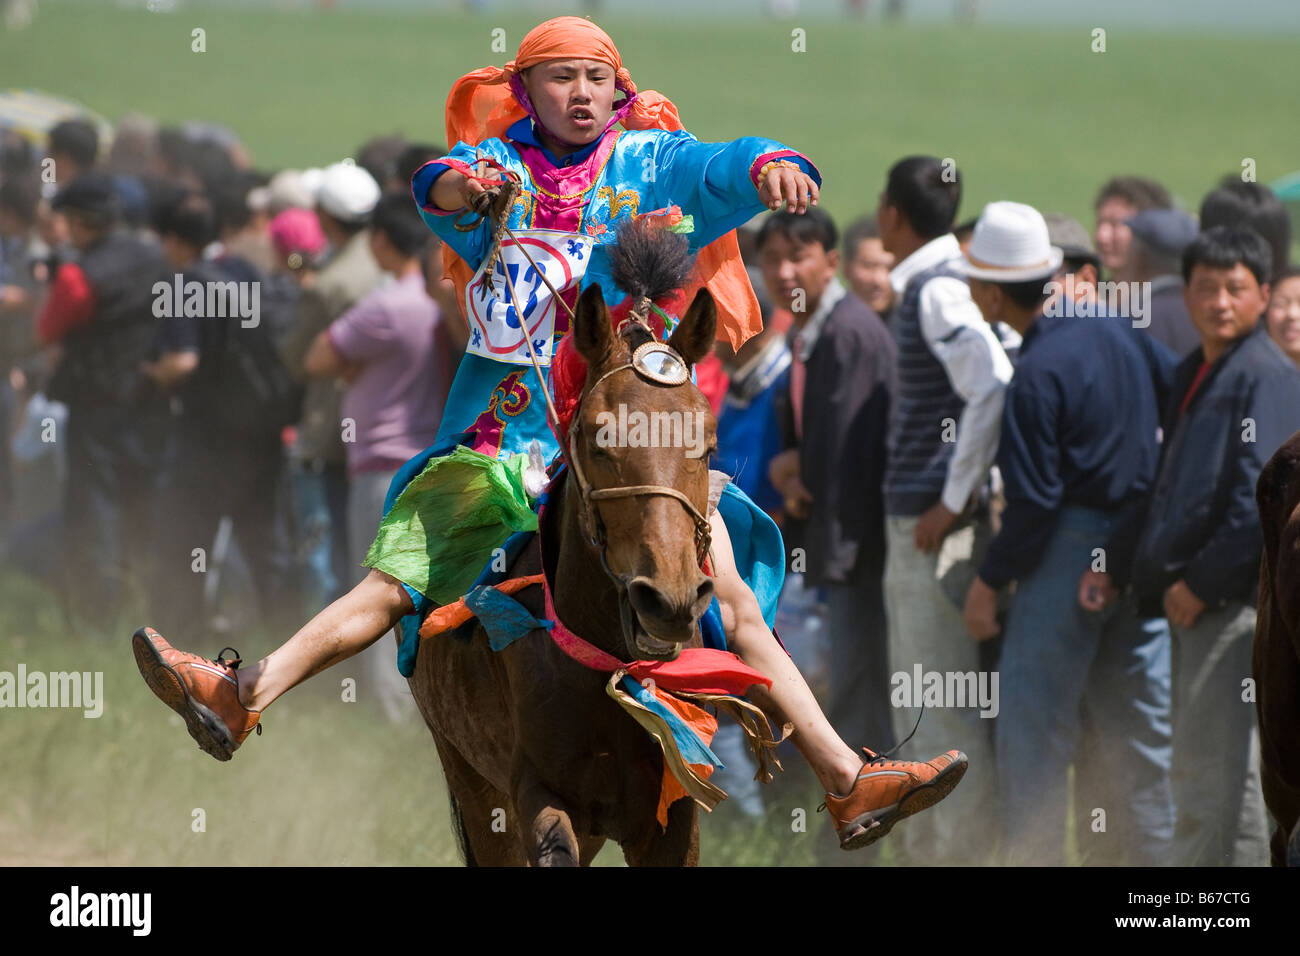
left=562, top=338, right=715, bottom=584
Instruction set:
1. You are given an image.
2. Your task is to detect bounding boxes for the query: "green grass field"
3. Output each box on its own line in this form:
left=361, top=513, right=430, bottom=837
left=0, top=569, right=845, bottom=866
left=4, top=1, right=1298, bottom=229
left=0, top=574, right=462, bottom=866
left=3, top=0, right=1292, bottom=867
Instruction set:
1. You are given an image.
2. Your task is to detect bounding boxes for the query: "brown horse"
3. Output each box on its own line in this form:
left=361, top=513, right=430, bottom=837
left=407, top=231, right=728, bottom=866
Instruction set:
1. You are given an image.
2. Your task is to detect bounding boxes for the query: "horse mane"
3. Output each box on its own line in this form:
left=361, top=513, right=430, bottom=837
left=551, top=219, right=698, bottom=442
left=609, top=217, right=694, bottom=303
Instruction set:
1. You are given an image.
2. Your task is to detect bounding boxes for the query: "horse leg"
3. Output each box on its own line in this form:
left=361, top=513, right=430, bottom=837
left=621, top=797, right=699, bottom=867
left=513, top=762, right=582, bottom=867
left=429, top=728, right=528, bottom=866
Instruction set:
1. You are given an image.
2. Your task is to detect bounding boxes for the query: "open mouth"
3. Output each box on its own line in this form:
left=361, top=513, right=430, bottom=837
left=569, top=107, right=595, bottom=127
left=616, top=588, right=690, bottom=662
left=630, top=615, right=684, bottom=661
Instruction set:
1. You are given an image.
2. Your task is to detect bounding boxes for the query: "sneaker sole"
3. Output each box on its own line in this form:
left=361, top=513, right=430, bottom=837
left=131, top=628, right=237, bottom=762
left=839, top=753, right=969, bottom=851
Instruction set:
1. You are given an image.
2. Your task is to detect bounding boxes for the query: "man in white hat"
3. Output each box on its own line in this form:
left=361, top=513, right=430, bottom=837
left=959, top=200, right=1175, bottom=865
left=280, top=161, right=383, bottom=615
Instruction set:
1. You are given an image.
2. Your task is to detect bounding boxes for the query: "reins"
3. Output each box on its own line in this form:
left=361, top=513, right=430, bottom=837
left=454, top=157, right=569, bottom=433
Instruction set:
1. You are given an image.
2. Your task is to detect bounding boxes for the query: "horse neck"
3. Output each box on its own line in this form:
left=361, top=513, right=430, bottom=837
left=547, top=472, right=626, bottom=656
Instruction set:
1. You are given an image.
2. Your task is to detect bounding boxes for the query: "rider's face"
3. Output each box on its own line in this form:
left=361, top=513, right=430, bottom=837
left=521, top=59, right=617, bottom=153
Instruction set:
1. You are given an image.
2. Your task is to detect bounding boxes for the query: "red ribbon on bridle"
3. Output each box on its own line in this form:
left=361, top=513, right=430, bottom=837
left=537, top=491, right=770, bottom=697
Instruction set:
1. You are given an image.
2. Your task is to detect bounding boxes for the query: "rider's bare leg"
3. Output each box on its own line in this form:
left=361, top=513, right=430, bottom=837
left=236, top=569, right=414, bottom=712
left=707, top=510, right=862, bottom=796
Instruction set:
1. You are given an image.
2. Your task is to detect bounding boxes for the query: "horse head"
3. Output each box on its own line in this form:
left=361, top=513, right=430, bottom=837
left=564, top=237, right=719, bottom=662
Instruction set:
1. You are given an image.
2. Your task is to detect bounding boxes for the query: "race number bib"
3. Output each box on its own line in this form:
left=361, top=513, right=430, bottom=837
left=464, top=229, right=594, bottom=366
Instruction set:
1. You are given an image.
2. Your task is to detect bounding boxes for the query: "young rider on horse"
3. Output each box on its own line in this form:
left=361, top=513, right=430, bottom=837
left=133, top=16, right=967, bottom=850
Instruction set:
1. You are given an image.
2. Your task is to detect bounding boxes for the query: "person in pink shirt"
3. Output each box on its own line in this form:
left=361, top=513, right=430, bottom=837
left=302, top=192, right=456, bottom=719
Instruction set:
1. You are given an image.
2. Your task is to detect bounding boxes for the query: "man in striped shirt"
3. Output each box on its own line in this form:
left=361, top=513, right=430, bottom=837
left=877, top=156, right=1012, bottom=865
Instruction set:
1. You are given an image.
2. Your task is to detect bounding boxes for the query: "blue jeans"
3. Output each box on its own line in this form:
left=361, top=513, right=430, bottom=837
left=292, top=459, right=351, bottom=613
left=1075, top=599, right=1176, bottom=865
left=996, top=505, right=1174, bottom=865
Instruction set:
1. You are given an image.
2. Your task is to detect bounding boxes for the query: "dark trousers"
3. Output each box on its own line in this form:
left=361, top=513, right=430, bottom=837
left=152, top=424, right=293, bottom=644
left=61, top=403, right=167, bottom=619
left=824, top=546, right=895, bottom=755
left=814, top=547, right=892, bottom=866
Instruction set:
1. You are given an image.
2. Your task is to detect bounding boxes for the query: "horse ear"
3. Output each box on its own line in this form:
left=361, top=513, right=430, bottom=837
left=574, top=283, right=612, bottom=365
left=667, top=288, right=717, bottom=365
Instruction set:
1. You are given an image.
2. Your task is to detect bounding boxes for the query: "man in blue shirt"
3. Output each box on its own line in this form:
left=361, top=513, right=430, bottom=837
left=714, top=267, right=790, bottom=517
left=1095, top=226, right=1300, bottom=865
left=960, top=202, right=1175, bottom=865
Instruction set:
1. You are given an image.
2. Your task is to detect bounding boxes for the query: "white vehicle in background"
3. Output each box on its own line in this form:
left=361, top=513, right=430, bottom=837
left=0, top=89, right=113, bottom=159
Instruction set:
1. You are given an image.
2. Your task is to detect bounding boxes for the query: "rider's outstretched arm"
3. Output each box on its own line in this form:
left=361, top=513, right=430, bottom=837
left=645, top=131, right=821, bottom=246
left=409, top=140, right=518, bottom=264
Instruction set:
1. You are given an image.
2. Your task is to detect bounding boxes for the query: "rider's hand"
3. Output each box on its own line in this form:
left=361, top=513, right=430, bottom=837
left=429, top=168, right=507, bottom=213
left=759, top=165, right=819, bottom=214
left=460, top=170, right=507, bottom=213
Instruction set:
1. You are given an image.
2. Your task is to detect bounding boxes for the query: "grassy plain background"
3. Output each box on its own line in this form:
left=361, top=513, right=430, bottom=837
left=2, top=0, right=1295, bottom=865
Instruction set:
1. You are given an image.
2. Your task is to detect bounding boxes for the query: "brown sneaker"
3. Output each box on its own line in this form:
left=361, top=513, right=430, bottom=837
left=821, top=748, right=968, bottom=850
left=131, top=626, right=262, bottom=761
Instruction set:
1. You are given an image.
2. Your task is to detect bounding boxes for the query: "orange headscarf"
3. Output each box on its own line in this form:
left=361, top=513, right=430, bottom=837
left=439, top=15, right=763, bottom=350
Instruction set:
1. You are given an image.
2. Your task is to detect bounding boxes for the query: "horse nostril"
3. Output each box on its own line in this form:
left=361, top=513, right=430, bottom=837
left=627, top=579, right=673, bottom=624
left=694, top=577, right=714, bottom=612
left=627, top=576, right=715, bottom=630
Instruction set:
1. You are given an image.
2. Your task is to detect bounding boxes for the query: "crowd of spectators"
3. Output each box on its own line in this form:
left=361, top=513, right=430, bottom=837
left=1, top=115, right=1297, bottom=864
left=0, top=117, right=460, bottom=718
